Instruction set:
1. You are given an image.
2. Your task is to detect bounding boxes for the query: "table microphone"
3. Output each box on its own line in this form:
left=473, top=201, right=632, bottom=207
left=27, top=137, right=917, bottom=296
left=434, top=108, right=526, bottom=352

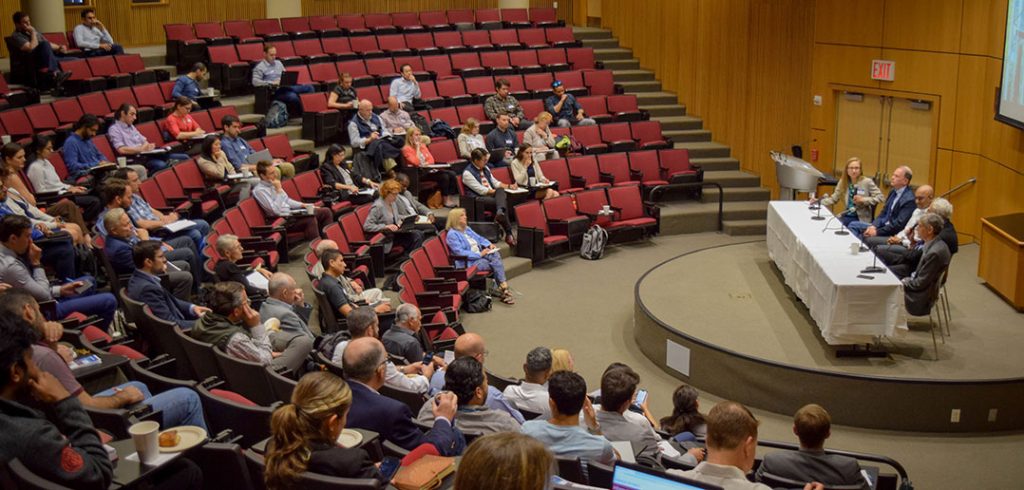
left=811, top=200, right=825, bottom=220
left=861, top=250, right=886, bottom=274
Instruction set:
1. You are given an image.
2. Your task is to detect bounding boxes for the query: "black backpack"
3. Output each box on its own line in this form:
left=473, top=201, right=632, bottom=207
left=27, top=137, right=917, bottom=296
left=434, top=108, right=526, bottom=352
left=462, top=289, right=492, bottom=313
left=410, top=112, right=433, bottom=137
left=265, top=101, right=289, bottom=129
left=431, top=119, right=457, bottom=139
left=315, top=330, right=350, bottom=359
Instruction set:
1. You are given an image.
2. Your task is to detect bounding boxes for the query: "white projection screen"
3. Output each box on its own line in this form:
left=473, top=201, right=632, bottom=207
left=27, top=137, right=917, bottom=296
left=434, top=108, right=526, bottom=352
left=998, top=0, right=1024, bottom=128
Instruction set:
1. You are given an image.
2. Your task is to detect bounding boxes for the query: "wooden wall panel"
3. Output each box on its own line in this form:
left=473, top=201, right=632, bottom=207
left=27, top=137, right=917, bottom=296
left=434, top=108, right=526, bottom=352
left=953, top=55, right=988, bottom=153
left=882, top=0, right=962, bottom=52
left=301, top=0, right=496, bottom=16
left=960, top=0, right=1007, bottom=56
left=814, top=0, right=884, bottom=47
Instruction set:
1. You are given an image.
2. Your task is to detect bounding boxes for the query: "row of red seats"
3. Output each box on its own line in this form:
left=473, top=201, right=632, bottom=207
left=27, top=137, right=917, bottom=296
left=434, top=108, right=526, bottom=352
left=56, top=54, right=166, bottom=96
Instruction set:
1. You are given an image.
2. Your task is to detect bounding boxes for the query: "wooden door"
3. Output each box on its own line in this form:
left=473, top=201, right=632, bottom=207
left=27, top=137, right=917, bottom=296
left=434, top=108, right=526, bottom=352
left=833, top=92, right=886, bottom=181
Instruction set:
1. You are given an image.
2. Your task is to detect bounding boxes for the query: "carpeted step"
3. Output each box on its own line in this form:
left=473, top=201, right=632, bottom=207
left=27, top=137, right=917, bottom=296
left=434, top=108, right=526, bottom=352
left=723, top=219, right=767, bottom=236
left=617, top=80, right=662, bottom=93
left=572, top=27, right=614, bottom=40
left=642, top=104, right=688, bottom=118
left=704, top=170, right=762, bottom=188
left=601, top=59, right=641, bottom=71
left=664, top=129, right=711, bottom=143
left=700, top=186, right=772, bottom=203
left=503, top=256, right=534, bottom=280
left=634, top=92, right=679, bottom=106
left=220, top=95, right=256, bottom=115
left=675, top=141, right=731, bottom=159
left=690, top=157, right=739, bottom=172
left=654, top=116, right=702, bottom=131
left=267, top=125, right=303, bottom=141
left=594, top=48, right=633, bottom=61
left=656, top=201, right=768, bottom=235
left=613, top=69, right=656, bottom=82
left=582, top=38, right=620, bottom=49
left=290, top=139, right=316, bottom=153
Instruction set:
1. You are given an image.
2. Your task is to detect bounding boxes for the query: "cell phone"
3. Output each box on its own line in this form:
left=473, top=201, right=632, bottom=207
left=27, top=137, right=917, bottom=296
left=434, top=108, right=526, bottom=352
left=422, top=352, right=434, bottom=365
left=74, top=280, right=92, bottom=295
left=635, top=389, right=648, bottom=405
left=856, top=274, right=875, bottom=280
left=379, top=456, right=401, bottom=481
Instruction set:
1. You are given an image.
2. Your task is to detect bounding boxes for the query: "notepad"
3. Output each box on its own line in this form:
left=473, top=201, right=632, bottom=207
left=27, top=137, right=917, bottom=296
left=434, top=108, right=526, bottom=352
left=162, top=220, right=197, bottom=233
left=504, top=187, right=528, bottom=194
left=246, top=271, right=269, bottom=291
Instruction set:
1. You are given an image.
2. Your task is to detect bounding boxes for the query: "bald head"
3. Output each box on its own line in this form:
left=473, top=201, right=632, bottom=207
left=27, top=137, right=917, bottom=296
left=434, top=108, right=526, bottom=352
left=342, top=337, right=386, bottom=384
left=914, top=185, right=934, bottom=210
left=315, top=239, right=338, bottom=258
left=454, top=332, right=486, bottom=361
left=357, top=99, right=373, bottom=117
left=267, top=272, right=296, bottom=298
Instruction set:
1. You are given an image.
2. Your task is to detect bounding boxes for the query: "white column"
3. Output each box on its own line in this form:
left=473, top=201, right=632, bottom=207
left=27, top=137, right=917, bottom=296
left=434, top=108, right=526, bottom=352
left=21, top=0, right=65, bottom=34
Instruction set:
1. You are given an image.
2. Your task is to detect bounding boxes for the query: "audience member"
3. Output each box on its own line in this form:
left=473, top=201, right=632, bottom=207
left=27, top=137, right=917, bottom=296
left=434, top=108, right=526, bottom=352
left=164, top=97, right=206, bottom=141
left=876, top=197, right=958, bottom=279
left=446, top=208, right=515, bottom=303
left=172, top=62, right=219, bottom=108
left=253, top=161, right=331, bottom=241
left=330, top=306, right=432, bottom=394
left=755, top=404, right=868, bottom=489
left=660, top=383, right=707, bottom=440
left=0, top=215, right=116, bottom=329
left=484, top=78, right=528, bottom=130
left=381, top=96, right=414, bottom=135
left=320, top=144, right=374, bottom=205
left=9, top=12, right=72, bottom=89
left=503, top=346, right=553, bottom=418
left=64, top=114, right=148, bottom=180
left=319, top=249, right=392, bottom=319
left=196, top=134, right=236, bottom=182
left=596, top=366, right=692, bottom=462
left=0, top=314, right=113, bottom=488
left=73, top=8, right=123, bottom=56
left=190, top=281, right=313, bottom=373
left=220, top=115, right=295, bottom=179
left=457, top=118, right=487, bottom=159
left=394, top=172, right=441, bottom=222
left=428, top=332, right=524, bottom=423
left=342, top=336, right=464, bottom=454
left=400, top=130, right=459, bottom=208
left=847, top=166, right=915, bottom=240
left=251, top=44, right=314, bottom=115
left=117, top=167, right=209, bottom=255
left=382, top=303, right=455, bottom=363
left=0, top=157, right=89, bottom=249
left=104, top=210, right=194, bottom=300
left=25, top=135, right=102, bottom=222
left=213, top=234, right=271, bottom=299
left=265, top=372, right=385, bottom=489
left=389, top=64, right=421, bottom=109
left=327, top=73, right=358, bottom=112
left=108, top=104, right=183, bottom=174
left=347, top=99, right=390, bottom=150
left=485, top=114, right=519, bottom=167
left=126, top=240, right=208, bottom=329
left=814, top=158, right=883, bottom=227
left=521, top=370, right=615, bottom=465
left=901, top=213, right=951, bottom=316
left=309, top=241, right=379, bottom=300
left=864, top=184, right=932, bottom=249
left=363, top=179, right=426, bottom=257
left=523, top=111, right=560, bottom=161
left=453, top=432, right=553, bottom=490
left=461, top=150, right=516, bottom=242
left=418, top=356, right=521, bottom=434
left=550, top=348, right=575, bottom=373
left=545, top=79, right=596, bottom=127
left=259, top=272, right=315, bottom=340
left=510, top=144, right=559, bottom=200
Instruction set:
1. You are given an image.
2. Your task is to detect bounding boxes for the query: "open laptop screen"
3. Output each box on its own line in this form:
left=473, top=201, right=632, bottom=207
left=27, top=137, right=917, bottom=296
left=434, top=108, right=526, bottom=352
left=611, top=462, right=723, bottom=490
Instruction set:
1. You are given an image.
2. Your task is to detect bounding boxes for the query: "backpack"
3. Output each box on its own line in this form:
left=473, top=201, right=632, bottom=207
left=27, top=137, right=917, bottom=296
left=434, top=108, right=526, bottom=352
left=316, top=330, right=350, bottom=359
left=430, top=119, right=457, bottom=139
left=410, top=112, right=433, bottom=137
left=265, top=101, right=289, bottom=129
left=462, top=289, right=492, bottom=313
left=579, top=224, right=609, bottom=260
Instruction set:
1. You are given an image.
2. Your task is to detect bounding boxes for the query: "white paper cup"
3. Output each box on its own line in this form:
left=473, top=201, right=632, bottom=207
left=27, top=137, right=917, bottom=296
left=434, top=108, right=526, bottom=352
left=128, top=420, right=160, bottom=464
left=602, top=205, right=611, bottom=212
left=850, top=242, right=860, bottom=255
left=207, top=87, right=216, bottom=96
left=0, top=135, right=10, bottom=144
left=117, top=157, right=127, bottom=168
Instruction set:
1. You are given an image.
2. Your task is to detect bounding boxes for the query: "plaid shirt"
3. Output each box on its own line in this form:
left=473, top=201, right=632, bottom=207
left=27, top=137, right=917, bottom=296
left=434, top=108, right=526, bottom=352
left=126, top=194, right=158, bottom=223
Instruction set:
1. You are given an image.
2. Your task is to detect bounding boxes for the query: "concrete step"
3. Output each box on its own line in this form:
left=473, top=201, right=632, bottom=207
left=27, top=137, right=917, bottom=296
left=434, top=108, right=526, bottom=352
left=656, top=200, right=766, bottom=235
left=634, top=92, right=680, bottom=106
left=290, top=139, right=316, bottom=153
left=664, top=129, right=711, bottom=143
left=617, top=80, right=662, bottom=93
left=582, top=38, right=620, bottom=49
left=723, top=219, right=767, bottom=236
left=503, top=256, right=533, bottom=280
left=642, top=104, right=688, bottom=118
left=690, top=157, right=740, bottom=172
left=572, top=27, right=614, bottom=40
left=267, top=124, right=303, bottom=141
left=613, top=69, right=656, bottom=82
left=704, top=170, right=762, bottom=188
left=221, top=95, right=256, bottom=115
left=701, top=186, right=772, bottom=203
left=141, top=53, right=169, bottom=70
left=676, top=141, right=731, bottom=159
left=654, top=115, right=702, bottom=131
left=594, top=48, right=633, bottom=61
left=600, top=59, right=641, bottom=71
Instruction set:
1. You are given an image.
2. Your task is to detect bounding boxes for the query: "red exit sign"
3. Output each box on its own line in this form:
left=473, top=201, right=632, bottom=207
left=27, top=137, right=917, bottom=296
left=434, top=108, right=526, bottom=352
left=871, top=60, right=895, bottom=81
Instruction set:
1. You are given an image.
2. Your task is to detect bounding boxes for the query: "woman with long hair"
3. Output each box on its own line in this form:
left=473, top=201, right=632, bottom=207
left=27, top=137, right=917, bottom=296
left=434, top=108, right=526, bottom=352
left=1, top=143, right=90, bottom=247
left=659, top=383, right=707, bottom=439
left=454, top=432, right=553, bottom=490
left=510, top=144, right=559, bottom=201
left=265, top=372, right=383, bottom=489
left=164, top=96, right=205, bottom=141
left=446, top=207, right=514, bottom=305
left=401, top=127, right=459, bottom=207
left=813, top=157, right=883, bottom=227
left=24, top=135, right=103, bottom=223
left=549, top=348, right=575, bottom=373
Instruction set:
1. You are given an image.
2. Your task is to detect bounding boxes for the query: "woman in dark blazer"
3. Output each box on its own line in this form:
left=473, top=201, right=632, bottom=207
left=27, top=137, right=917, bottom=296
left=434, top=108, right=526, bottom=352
left=320, top=144, right=375, bottom=205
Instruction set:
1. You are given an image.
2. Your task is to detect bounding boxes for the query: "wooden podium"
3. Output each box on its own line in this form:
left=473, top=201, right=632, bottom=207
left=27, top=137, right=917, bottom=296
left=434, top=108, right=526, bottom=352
left=979, top=213, right=1024, bottom=310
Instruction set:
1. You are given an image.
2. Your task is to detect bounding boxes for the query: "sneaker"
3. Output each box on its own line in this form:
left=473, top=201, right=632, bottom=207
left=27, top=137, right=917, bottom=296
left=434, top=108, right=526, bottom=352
left=54, top=71, right=72, bottom=87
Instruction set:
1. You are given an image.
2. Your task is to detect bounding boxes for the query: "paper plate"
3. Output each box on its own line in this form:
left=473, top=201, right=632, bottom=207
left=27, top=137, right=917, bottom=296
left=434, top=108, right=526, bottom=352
left=336, top=428, right=363, bottom=448
left=158, top=426, right=207, bottom=453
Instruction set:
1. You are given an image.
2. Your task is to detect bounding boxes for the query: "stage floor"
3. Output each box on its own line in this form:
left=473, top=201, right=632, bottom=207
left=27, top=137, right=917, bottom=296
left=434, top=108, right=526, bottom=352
left=634, top=241, right=1024, bottom=432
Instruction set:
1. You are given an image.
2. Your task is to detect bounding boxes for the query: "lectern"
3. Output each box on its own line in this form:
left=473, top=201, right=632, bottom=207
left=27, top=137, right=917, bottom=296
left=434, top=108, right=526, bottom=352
left=979, top=213, right=1024, bottom=310
left=771, top=151, right=825, bottom=201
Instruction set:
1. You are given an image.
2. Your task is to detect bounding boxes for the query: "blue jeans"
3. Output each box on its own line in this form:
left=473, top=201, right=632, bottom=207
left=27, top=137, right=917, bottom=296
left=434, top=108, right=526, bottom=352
left=142, top=152, right=188, bottom=174
left=275, top=84, right=315, bottom=114
left=847, top=220, right=870, bottom=239
left=97, top=381, right=207, bottom=430
left=469, top=253, right=507, bottom=283
left=81, top=44, right=125, bottom=57
left=838, top=213, right=860, bottom=228
left=55, top=277, right=117, bottom=329
left=169, top=218, right=210, bottom=259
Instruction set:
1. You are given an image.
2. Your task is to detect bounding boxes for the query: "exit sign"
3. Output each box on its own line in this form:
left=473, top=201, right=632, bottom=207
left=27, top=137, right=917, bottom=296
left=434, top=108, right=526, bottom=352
left=871, top=60, right=895, bottom=81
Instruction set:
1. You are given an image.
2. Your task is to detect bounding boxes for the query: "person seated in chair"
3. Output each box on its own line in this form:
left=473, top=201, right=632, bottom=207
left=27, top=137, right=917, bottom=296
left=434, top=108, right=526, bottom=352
left=755, top=404, right=869, bottom=489
left=213, top=234, right=271, bottom=300
left=812, top=157, right=884, bottom=228
left=445, top=208, right=515, bottom=304
left=342, top=336, right=464, bottom=454
left=116, top=167, right=209, bottom=261
left=428, top=332, right=524, bottom=423
left=126, top=240, right=209, bottom=329
left=319, top=249, right=392, bottom=320
left=220, top=115, right=295, bottom=179
left=108, top=104, right=188, bottom=175
left=25, top=135, right=103, bottom=223
left=331, top=306, right=434, bottom=395
left=418, top=356, right=522, bottom=435
left=521, top=370, right=615, bottom=465
left=259, top=272, right=315, bottom=341
left=172, top=62, right=219, bottom=109
left=399, top=131, right=459, bottom=209
left=190, top=281, right=313, bottom=374
left=321, top=144, right=375, bottom=206
left=545, top=80, right=596, bottom=128
left=9, top=12, right=72, bottom=90
left=846, top=166, right=915, bottom=240
left=363, top=179, right=427, bottom=259
left=381, top=96, right=415, bottom=135
left=72, top=8, right=124, bottom=57
left=382, top=303, right=455, bottom=367
left=484, top=79, right=528, bottom=130
left=510, top=144, right=559, bottom=201
left=503, top=347, right=553, bottom=418
left=900, top=213, right=951, bottom=317
left=389, top=64, right=421, bottom=111
left=104, top=209, right=195, bottom=301
left=265, top=372, right=386, bottom=488
left=460, top=150, right=516, bottom=245
left=485, top=114, right=519, bottom=168
left=251, top=45, right=314, bottom=116
left=164, top=97, right=207, bottom=142
left=64, top=114, right=148, bottom=181
left=253, top=161, right=332, bottom=242
left=863, top=184, right=932, bottom=250
left=874, top=197, right=957, bottom=279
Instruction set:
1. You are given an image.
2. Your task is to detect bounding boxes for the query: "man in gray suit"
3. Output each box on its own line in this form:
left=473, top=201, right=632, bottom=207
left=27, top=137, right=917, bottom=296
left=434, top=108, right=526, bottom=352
left=258, top=272, right=315, bottom=340
left=755, top=404, right=868, bottom=489
left=901, top=213, right=951, bottom=316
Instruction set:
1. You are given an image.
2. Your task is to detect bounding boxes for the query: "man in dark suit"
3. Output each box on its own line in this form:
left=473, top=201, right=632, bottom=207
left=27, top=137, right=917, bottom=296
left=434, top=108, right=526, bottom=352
left=342, top=337, right=465, bottom=456
left=848, top=166, right=916, bottom=240
left=902, top=213, right=951, bottom=316
left=755, top=404, right=867, bottom=489
left=876, top=197, right=959, bottom=279
left=103, top=207, right=194, bottom=301
left=126, top=240, right=209, bottom=329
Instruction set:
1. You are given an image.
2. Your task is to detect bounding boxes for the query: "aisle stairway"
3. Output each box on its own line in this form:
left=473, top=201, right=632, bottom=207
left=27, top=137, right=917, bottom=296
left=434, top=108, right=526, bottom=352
left=574, top=27, right=770, bottom=236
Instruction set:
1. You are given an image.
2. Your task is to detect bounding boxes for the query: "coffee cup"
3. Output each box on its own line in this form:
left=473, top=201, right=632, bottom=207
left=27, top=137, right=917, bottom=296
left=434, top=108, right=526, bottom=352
left=128, top=420, right=160, bottom=464
left=849, top=242, right=860, bottom=255
left=0, top=135, right=10, bottom=144
left=602, top=205, right=611, bottom=213
left=207, top=87, right=216, bottom=97
left=117, top=157, right=127, bottom=168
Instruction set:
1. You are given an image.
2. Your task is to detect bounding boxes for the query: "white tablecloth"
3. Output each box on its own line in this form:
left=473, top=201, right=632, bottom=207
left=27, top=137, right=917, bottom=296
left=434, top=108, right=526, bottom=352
left=766, top=201, right=907, bottom=344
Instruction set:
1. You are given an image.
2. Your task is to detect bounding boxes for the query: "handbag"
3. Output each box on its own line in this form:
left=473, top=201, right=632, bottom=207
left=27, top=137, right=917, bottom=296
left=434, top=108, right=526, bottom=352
left=391, top=454, right=456, bottom=490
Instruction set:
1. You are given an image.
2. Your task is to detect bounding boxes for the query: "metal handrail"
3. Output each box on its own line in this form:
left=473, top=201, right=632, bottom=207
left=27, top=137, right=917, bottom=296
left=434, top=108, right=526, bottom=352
left=940, top=177, right=976, bottom=198
left=649, top=182, right=725, bottom=232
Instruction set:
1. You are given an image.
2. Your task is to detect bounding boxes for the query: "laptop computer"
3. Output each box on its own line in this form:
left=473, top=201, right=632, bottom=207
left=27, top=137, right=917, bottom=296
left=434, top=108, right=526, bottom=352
left=610, top=462, right=723, bottom=490
left=279, top=70, right=299, bottom=87
left=245, top=149, right=273, bottom=165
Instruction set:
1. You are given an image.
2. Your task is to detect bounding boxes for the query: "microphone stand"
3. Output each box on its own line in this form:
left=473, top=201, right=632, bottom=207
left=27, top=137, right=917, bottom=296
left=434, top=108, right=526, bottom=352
left=861, top=249, right=886, bottom=274
left=810, top=200, right=825, bottom=221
